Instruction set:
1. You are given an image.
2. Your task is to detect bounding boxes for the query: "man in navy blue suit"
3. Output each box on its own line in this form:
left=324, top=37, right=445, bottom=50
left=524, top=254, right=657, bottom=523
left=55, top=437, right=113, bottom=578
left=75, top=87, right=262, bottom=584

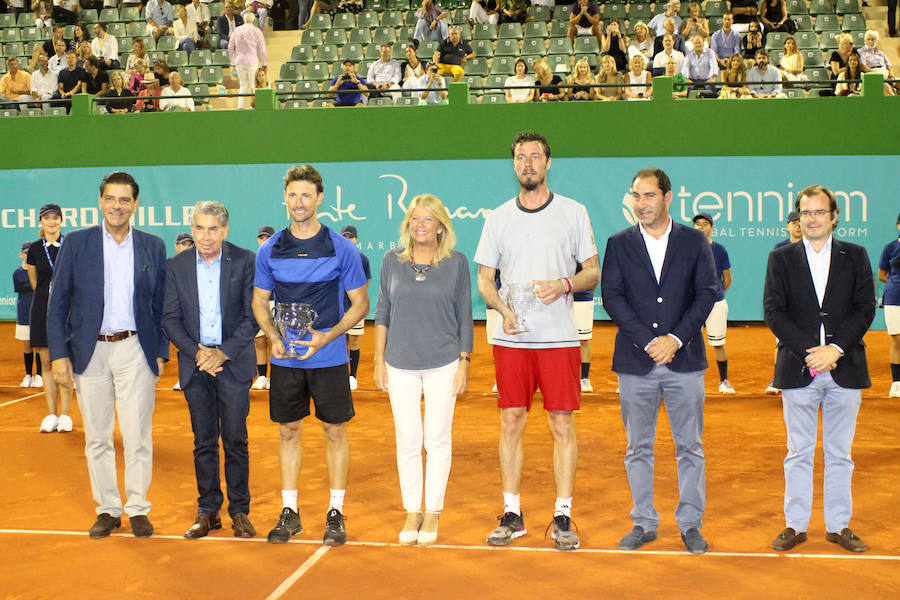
left=163, top=201, right=258, bottom=540
left=601, top=167, right=718, bottom=554
left=48, top=171, right=169, bottom=539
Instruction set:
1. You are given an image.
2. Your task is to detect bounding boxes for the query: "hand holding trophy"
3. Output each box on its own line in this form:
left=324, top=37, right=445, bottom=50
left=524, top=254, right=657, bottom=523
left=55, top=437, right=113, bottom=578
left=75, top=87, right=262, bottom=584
left=275, top=302, right=318, bottom=358
left=504, top=282, right=538, bottom=333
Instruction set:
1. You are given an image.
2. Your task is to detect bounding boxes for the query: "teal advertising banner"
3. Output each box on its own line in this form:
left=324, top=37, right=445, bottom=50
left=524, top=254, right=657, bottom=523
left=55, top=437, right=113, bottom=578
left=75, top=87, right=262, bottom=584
left=1, top=157, right=895, bottom=329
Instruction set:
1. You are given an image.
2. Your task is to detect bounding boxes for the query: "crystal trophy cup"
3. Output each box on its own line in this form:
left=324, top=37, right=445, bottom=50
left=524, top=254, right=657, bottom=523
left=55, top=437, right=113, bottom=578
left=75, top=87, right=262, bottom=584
left=275, top=302, right=318, bottom=358
left=504, top=282, right=537, bottom=333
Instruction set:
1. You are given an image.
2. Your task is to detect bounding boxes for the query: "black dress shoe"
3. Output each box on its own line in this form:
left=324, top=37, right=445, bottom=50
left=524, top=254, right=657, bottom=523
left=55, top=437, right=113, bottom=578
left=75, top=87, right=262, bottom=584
left=772, top=527, right=807, bottom=551
left=618, top=525, right=658, bottom=550
left=825, top=528, right=866, bottom=553
left=681, top=528, right=708, bottom=554
left=130, top=515, right=154, bottom=538
left=89, top=513, right=121, bottom=538
left=184, top=513, right=222, bottom=539
left=232, top=513, right=256, bottom=538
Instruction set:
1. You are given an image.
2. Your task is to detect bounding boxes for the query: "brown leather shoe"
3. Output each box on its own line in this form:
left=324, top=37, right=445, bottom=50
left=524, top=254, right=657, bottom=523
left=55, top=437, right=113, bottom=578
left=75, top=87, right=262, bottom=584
left=771, top=527, right=807, bottom=551
left=825, top=528, right=866, bottom=553
left=184, top=513, right=222, bottom=539
left=89, top=513, right=121, bottom=538
left=130, top=515, right=154, bottom=538
left=232, top=513, right=256, bottom=538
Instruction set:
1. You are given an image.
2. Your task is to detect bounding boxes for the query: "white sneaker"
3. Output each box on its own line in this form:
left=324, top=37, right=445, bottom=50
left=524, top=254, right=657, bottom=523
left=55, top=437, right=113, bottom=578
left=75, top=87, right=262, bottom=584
left=764, top=380, right=781, bottom=395
left=251, top=375, right=268, bottom=390
left=616, top=387, right=620, bottom=394
left=57, top=414, right=73, bottom=433
left=172, top=381, right=182, bottom=391
left=31, top=374, right=44, bottom=388
left=349, top=376, right=358, bottom=391
left=890, top=381, right=900, bottom=398
left=580, top=378, right=593, bottom=392
left=491, top=383, right=498, bottom=394
left=20, top=374, right=32, bottom=388
left=39, top=414, right=58, bottom=433
left=265, top=378, right=270, bottom=389
left=718, top=380, right=736, bottom=394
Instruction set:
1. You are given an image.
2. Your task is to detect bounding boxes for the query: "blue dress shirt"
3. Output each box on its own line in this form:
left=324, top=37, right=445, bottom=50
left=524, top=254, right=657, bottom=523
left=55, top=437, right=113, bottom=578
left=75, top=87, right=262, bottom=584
left=197, top=249, right=223, bottom=346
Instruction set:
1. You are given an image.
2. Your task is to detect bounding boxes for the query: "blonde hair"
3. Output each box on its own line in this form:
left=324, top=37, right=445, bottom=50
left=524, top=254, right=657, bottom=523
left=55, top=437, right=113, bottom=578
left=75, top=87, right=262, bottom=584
left=395, top=194, right=456, bottom=266
left=836, top=33, right=853, bottom=48
left=569, top=58, right=595, bottom=83
left=598, top=55, right=618, bottom=79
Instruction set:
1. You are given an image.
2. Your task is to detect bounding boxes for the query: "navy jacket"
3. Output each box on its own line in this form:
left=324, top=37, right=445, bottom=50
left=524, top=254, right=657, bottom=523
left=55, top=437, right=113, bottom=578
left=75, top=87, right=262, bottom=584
left=47, top=225, right=169, bottom=375
left=601, top=222, right=718, bottom=375
left=216, top=13, right=243, bottom=43
left=764, top=238, right=874, bottom=390
left=162, top=241, right=258, bottom=388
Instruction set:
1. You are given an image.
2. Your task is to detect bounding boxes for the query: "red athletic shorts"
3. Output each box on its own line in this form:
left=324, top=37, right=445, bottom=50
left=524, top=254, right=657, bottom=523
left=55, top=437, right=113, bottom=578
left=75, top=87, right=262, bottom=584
left=493, top=345, right=580, bottom=411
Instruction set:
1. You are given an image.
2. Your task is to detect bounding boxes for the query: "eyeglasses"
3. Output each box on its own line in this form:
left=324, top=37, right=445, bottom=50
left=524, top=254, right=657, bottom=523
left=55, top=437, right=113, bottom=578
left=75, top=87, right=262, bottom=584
left=799, top=209, right=831, bottom=218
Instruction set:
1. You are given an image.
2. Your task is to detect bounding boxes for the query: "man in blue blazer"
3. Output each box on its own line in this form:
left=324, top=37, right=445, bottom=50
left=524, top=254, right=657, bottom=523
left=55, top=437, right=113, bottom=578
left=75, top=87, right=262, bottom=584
left=601, top=168, right=718, bottom=554
left=48, top=171, right=169, bottom=539
left=162, top=201, right=258, bottom=540
left=764, top=185, right=875, bottom=554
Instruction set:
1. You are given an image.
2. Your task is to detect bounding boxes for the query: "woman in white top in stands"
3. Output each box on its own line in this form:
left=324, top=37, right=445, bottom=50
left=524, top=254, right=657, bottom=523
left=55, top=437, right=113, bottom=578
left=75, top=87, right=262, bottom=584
left=628, top=21, right=654, bottom=63
left=400, top=41, right=426, bottom=95
left=835, top=52, right=863, bottom=96
left=33, top=0, right=53, bottom=30
left=596, top=54, right=623, bottom=100
left=624, top=54, right=652, bottom=100
left=174, top=5, right=199, bottom=55
left=504, top=58, right=535, bottom=103
left=469, top=0, right=499, bottom=26
left=778, top=36, right=806, bottom=82
left=125, top=37, right=148, bottom=74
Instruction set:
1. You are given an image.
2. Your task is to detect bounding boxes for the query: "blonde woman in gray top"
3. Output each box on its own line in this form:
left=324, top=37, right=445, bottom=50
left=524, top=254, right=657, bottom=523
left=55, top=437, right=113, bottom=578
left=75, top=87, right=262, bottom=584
left=374, top=194, right=474, bottom=547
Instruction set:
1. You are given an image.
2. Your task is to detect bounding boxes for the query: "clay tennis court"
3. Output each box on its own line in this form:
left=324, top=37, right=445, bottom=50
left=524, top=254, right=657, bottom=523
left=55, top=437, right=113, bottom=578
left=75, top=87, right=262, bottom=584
left=1, top=321, right=897, bottom=599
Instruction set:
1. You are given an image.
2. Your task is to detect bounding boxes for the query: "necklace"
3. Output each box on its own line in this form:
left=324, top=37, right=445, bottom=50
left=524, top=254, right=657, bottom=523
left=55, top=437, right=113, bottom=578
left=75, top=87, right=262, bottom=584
left=410, top=257, right=433, bottom=282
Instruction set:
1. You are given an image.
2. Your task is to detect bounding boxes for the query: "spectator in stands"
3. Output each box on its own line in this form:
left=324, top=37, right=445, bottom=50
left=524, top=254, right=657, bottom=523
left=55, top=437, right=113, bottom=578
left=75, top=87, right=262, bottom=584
left=229, top=11, right=268, bottom=109
left=187, top=0, right=213, bottom=40
left=596, top=53, right=623, bottom=100
left=400, top=39, right=425, bottom=94
left=652, top=18, right=685, bottom=56
left=416, top=61, right=447, bottom=104
left=28, top=45, right=47, bottom=74
left=602, top=18, right=628, bottom=71
left=51, top=50, right=84, bottom=111
left=160, top=70, right=195, bottom=111
left=628, top=21, right=654, bottom=64
left=125, top=38, right=148, bottom=74
left=624, top=54, right=652, bottom=100
left=835, top=52, right=863, bottom=96
left=414, top=0, right=449, bottom=42
left=135, top=77, right=162, bottom=112
left=78, top=41, right=96, bottom=69
left=369, top=43, right=402, bottom=98
left=682, top=33, right=719, bottom=90
left=652, top=32, right=685, bottom=76
left=778, top=36, right=805, bottom=82
left=105, top=70, right=136, bottom=113
left=747, top=49, right=786, bottom=97
left=469, top=0, right=499, bottom=27
left=759, top=0, right=792, bottom=36
left=153, top=59, right=171, bottom=86
left=29, top=53, right=57, bottom=110
left=568, top=0, right=603, bottom=48
left=711, top=12, right=741, bottom=69
left=33, top=0, right=53, bottom=30
left=729, top=0, right=760, bottom=34
left=242, top=0, right=272, bottom=32
left=742, top=21, right=764, bottom=65
left=49, top=40, right=67, bottom=74
left=666, top=55, right=690, bottom=98
left=327, top=59, right=368, bottom=107
left=504, top=58, right=535, bottom=103
left=1, top=58, right=34, bottom=111
left=129, top=58, right=149, bottom=93
left=681, top=3, right=709, bottom=51
left=858, top=30, right=896, bottom=87
left=718, top=53, right=751, bottom=97
left=83, top=56, right=109, bottom=100
left=301, top=0, right=332, bottom=30
left=174, top=5, right=200, bottom=55
left=51, top=0, right=79, bottom=25
left=91, top=23, right=120, bottom=71
left=533, top=58, right=566, bottom=101
left=434, top=25, right=474, bottom=82
left=829, top=34, right=861, bottom=80
left=146, top=0, right=176, bottom=42
left=648, top=0, right=682, bottom=38
left=498, top=0, right=527, bottom=24
left=217, top=2, right=243, bottom=50
left=42, top=25, right=67, bottom=57
left=566, top=57, right=597, bottom=100
left=68, top=23, right=90, bottom=56
left=250, top=66, right=268, bottom=108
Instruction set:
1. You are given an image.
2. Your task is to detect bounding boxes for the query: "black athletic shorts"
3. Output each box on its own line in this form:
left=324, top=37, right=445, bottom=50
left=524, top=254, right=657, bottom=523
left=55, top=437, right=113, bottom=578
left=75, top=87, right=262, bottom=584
left=269, top=363, right=355, bottom=424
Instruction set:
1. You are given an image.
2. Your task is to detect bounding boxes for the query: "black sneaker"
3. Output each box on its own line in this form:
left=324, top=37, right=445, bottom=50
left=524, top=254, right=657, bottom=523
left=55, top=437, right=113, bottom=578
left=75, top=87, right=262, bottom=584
left=545, top=514, right=580, bottom=551
left=323, top=508, right=347, bottom=546
left=486, top=512, right=526, bottom=546
left=267, top=507, right=302, bottom=543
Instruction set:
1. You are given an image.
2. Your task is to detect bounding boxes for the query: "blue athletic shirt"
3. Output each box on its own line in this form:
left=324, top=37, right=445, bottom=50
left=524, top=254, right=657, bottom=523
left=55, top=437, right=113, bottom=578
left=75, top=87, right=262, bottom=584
left=879, top=239, right=900, bottom=306
left=710, top=241, right=731, bottom=302
left=255, top=225, right=367, bottom=369
left=343, top=250, right=371, bottom=311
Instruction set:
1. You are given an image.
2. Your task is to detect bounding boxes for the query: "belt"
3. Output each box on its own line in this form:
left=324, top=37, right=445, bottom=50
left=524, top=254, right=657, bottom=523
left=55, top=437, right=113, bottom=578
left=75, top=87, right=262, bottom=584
left=98, top=330, right=137, bottom=342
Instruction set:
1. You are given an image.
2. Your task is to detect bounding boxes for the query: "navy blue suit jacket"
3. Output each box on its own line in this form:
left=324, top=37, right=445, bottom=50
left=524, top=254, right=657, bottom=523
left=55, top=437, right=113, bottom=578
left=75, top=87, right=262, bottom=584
left=162, top=241, right=258, bottom=388
left=763, top=238, right=874, bottom=390
left=216, top=13, right=243, bottom=43
left=47, top=225, right=169, bottom=375
left=601, top=222, right=718, bottom=375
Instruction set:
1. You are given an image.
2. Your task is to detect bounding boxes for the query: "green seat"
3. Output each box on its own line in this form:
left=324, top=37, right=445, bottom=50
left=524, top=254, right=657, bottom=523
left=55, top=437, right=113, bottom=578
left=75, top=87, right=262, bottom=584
left=274, top=79, right=295, bottom=98
left=340, top=43, right=364, bottom=62
left=457, top=23, right=472, bottom=41
left=809, top=0, right=835, bottom=15
left=473, top=24, right=497, bottom=40
left=464, top=56, right=488, bottom=76
left=332, top=12, right=356, bottom=30
left=148, top=50, right=165, bottom=63
left=190, top=49, right=213, bottom=66
left=301, top=29, right=321, bottom=46
left=308, top=99, right=327, bottom=107
left=4, top=42, right=24, bottom=57
left=387, top=0, right=409, bottom=9
left=787, top=0, right=810, bottom=14
left=127, top=21, right=146, bottom=37
left=553, top=5, right=571, bottom=21
left=157, top=35, right=178, bottom=52
left=356, top=10, right=379, bottom=29
left=629, top=4, right=653, bottom=21
left=705, top=1, right=727, bottom=16
left=121, top=7, right=141, bottom=21
left=324, top=28, right=347, bottom=46
left=574, top=53, right=597, bottom=69
left=119, top=37, right=133, bottom=53
left=398, top=25, right=415, bottom=40
left=357, top=60, right=370, bottom=78
left=494, top=38, right=519, bottom=56
left=483, top=74, right=504, bottom=90
left=804, top=67, right=830, bottom=85
left=460, top=74, right=482, bottom=92
left=283, top=99, right=308, bottom=108
left=188, top=83, right=208, bottom=105
left=471, top=38, right=493, bottom=57
left=208, top=3, right=224, bottom=19
left=818, top=30, right=839, bottom=50
left=2, top=29, right=20, bottom=42
left=44, top=106, right=67, bottom=116
left=815, top=14, right=840, bottom=32
left=348, top=28, right=371, bottom=43
left=279, top=62, right=303, bottom=81
left=546, top=54, right=571, bottom=73
left=16, top=12, right=33, bottom=26
left=108, top=22, right=126, bottom=38
left=604, top=3, right=627, bottom=22
left=180, top=68, right=198, bottom=84
left=295, top=80, right=321, bottom=97
left=498, top=23, right=522, bottom=39
left=99, top=8, right=119, bottom=23
left=794, top=31, right=818, bottom=49
left=380, top=10, right=403, bottom=27
left=549, top=21, right=568, bottom=38
left=523, top=22, right=548, bottom=39
left=391, top=44, right=407, bottom=59
left=305, top=61, right=331, bottom=81
left=490, top=56, right=515, bottom=75
left=418, top=40, right=439, bottom=60
left=0, top=14, right=16, bottom=28
left=849, top=29, right=865, bottom=47
left=573, top=36, right=599, bottom=54
left=521, top=38, right=544, bottom=55
left=765, top=31, right=788, bottom=50
left=167, top=50, right=188, bottom=67
left=367, top=0, right=385, bottom=11
left=481, top=92, right=505, bottom=103
left=527, top=5, right=551, bottom=21
left=793, top=14, right=813, bottom=31
left=142, top=37, right=158, bottom=52
left=197, top=65, right=223, bottom=84
left=368, top=96, right=392, bottom=106
left=802, top=49, right=825, bottom=68
left=394, top=96, right=418, bottom=105
left=309, top=14, right=331, bottom=30
left=22, top=107, right=42, bottom=117
left=365, top=43, right=381, bottom=59
left=0, top=108, right=18, bottom=117
left=841, top=13, right=866, bottom=31
left=212, top=49, right=230, bottom=65
left=79, top=9, right=99, bottom=23
left=20, top=27, right=40, bottom=42
left=372, top=27, right=397, bottom=44
left=547, top=37, right=572, bottom=55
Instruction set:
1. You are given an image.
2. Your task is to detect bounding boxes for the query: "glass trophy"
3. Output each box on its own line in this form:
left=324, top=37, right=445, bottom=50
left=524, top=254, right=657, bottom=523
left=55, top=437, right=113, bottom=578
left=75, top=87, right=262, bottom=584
left=275, top=302, right=318, bottom=358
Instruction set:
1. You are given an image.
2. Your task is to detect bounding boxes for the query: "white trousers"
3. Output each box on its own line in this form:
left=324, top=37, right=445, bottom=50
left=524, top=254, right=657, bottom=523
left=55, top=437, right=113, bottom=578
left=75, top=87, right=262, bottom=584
left=235, top=64, right=256, bottom=109
left=469, top=4, right=499, bottom=25
left=387, top=360, right=458, bottom=513
left=75, top=335, right=157, bottom=517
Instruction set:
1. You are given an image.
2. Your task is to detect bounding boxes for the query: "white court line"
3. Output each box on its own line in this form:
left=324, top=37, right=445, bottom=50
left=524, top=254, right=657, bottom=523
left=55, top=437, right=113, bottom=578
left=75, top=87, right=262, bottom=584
left=264, top=546, right=331, bottom=600
left=0, top=391, right=44, bottom=408
left=1, top=528, right=899, bottom=561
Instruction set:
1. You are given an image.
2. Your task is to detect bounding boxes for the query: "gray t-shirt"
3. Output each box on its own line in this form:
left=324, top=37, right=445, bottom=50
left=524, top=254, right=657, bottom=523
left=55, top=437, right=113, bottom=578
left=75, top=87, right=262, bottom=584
left=374, top=249, right=474, bottom=370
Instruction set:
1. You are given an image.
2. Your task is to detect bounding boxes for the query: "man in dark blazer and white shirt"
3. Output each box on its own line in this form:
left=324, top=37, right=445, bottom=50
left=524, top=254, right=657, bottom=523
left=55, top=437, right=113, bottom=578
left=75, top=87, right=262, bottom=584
left=764, top=184, right=875, bottom=554
left=601, top=167, right=718, bottom=554
left=48, top=171, right=169, bottom=539
left=163, top=201, right=258, bottom=539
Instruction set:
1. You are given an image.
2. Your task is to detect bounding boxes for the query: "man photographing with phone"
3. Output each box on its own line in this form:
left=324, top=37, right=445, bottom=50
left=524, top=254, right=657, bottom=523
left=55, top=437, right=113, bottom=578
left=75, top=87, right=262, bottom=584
left=327, top=59, right=368, bottom=107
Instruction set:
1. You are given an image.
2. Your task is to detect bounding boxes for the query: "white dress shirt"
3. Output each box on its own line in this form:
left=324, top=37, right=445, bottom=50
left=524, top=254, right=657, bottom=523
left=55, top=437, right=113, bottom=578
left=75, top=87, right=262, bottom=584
left=91, top=34, right=119, bottom=63
left=638, top=217, right=673, bottom=284
left=100, top=223, right=137, bottom=333
left=802, top=235, right=832, bottom=346
left=31, top=69, right=58, bottom=98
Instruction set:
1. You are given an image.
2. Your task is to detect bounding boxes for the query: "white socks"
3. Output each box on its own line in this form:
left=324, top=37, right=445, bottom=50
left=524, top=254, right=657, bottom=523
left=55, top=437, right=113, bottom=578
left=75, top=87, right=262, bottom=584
left=282, top=489, right=298, bottom=512
left=503, top=492, right=521, bottom=516
left=329, top=489, right=345, bottom=512
left=555, top=497, right=572, bottom=518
